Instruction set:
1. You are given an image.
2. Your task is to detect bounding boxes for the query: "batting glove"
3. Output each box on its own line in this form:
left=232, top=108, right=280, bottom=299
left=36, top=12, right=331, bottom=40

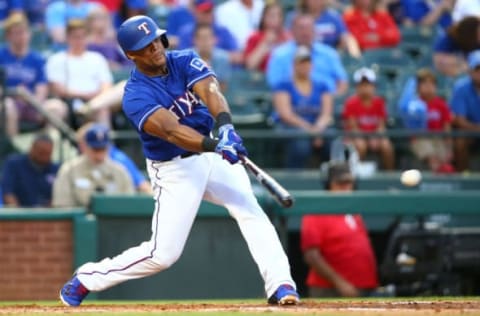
left=215, top=124, right=248, bottom=164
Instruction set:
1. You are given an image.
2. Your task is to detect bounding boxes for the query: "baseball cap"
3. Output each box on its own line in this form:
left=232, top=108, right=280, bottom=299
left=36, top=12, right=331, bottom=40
left=117, top=15, right=167, bottom=52
left=353, top=67, right=376, bottom=83
left=195, top=0, right=214, bottom=12
left=467, top=50, right=480, bottom=69
left=85, top=124, right=110, bottom=149
left=328, top=162, right=354, bottom=183
left=294, top=45, right=311, bottom=61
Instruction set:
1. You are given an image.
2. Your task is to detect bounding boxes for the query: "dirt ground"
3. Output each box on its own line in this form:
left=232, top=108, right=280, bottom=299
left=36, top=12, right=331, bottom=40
left=1, top=300, right=480, bottom=315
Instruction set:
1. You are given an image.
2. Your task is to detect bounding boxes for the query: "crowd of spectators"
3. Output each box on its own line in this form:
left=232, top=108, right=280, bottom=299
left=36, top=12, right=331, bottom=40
left=1, top=0, right=480, bottom=209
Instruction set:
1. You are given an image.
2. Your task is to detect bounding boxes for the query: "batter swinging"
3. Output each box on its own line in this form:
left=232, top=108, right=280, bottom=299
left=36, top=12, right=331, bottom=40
left=59, top=15, right=299, bottom=306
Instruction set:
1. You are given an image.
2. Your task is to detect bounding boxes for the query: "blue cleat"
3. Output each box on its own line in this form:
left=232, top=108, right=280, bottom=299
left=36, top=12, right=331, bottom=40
left=59, top=275, right=89, bottom=307
left=268, top=284, right=300, bottom=305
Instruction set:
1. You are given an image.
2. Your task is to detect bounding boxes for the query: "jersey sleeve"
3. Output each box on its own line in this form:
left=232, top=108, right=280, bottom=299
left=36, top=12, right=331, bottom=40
left=122, top=83, right=163, bottom=132
left=182, top=50, right=216, bottom=89
left=271, top=81, right=290, bottom=93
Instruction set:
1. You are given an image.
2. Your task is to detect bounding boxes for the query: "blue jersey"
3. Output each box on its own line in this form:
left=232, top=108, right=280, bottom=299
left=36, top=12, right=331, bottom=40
left=123, top=50, right=215, bottom=161
left=0, top=46, right=47, bottom=92
left=271, top=79, right=333, bottom=124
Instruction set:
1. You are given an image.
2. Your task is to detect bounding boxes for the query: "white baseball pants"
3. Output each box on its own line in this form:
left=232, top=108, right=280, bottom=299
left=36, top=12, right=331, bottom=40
left=77, top=153, right=295, bottom=297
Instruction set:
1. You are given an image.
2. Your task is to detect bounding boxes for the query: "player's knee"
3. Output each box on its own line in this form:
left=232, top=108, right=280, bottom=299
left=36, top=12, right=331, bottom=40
left=150, top=251, right=181, bottom=270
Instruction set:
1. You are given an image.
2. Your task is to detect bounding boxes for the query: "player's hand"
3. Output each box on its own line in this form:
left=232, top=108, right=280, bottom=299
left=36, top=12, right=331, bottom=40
left=216, top=124, right=248, bottom=164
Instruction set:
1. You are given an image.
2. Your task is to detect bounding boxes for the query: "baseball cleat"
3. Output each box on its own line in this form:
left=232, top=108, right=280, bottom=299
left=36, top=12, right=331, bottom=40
left=268, top=284, right=300, bottom=305
left=59, top=275, right=89, bottom=307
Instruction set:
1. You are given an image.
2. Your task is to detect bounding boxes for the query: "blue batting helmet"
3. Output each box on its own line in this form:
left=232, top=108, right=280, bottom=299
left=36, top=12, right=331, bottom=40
left=117, top=15, right=169, bottom=52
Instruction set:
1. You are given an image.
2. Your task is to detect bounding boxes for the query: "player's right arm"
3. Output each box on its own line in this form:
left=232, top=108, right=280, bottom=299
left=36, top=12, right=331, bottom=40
left=143, top=108, right=218, bottom=152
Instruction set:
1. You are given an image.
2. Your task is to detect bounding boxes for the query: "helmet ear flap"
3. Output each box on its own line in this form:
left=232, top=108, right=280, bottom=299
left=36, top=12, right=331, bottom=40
left=160, top=33, right=169, bottom=49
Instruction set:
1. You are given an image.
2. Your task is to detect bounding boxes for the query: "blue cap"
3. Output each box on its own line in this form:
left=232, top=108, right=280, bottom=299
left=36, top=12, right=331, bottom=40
left=117, top=15, right=166, bottom=52
left=85, top=124, right=110, bottom=149
left=467, top=50, right=480, bottom=69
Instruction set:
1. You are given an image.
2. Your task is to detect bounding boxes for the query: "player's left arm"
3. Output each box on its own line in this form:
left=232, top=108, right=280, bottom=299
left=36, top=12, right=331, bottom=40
left=192, top=75, right=248, bottom=161
left=192, top=76, right=231, bottom=119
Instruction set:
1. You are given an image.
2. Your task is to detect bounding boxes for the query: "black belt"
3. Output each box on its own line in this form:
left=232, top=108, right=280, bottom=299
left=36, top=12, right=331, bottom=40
left=180, top=152, right=199, bottom=159
left=157, top=152, right=199, bottom=163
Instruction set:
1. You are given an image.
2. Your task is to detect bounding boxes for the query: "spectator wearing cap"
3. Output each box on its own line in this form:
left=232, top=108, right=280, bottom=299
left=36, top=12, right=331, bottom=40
left=272, top=45, right=335, bottom=168
left=52, top=123, right=134, bottom=207
left=78, top=122, right=152, bottom=194
left=0, top=13, right=68, bottom=136
left=177, top=0, right=242, bottom=64
left=450, top=50, right=480, bottom=171
left=267, top=13, right=348, bottom=95
left=343, top=0, right=401, bottom=51
left=214, top=0, right=264, bottom=51
left=342, top=67, right=395, bottom=170
left=403, top=69, right=454, bottom=173
left=301, top=161, right=378, bottom=298
left=1, top=134, right=59, bottom=207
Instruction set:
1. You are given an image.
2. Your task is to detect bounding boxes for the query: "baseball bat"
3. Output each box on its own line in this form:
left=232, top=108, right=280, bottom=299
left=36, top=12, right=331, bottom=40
left=240, top=156, right=294, bottom=208
left=7, top=87, right=78, bottom=144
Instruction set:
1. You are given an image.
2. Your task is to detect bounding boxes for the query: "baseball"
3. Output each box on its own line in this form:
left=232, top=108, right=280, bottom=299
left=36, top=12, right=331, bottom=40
left=400, top=169, right=422, bottom=187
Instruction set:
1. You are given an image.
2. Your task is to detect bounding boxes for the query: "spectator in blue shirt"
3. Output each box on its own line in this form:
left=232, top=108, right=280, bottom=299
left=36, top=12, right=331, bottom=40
left=0, top=13, right=67, bottom=136
left=176, top=0, right=241, bottom=64
left=400, top=0, right=453, bottom=29
left=1, top=134, right=59, bottom=207
left=451, top=50, right=480, bottom=171
left=433, top=16, right=480, bottom=76
left=267, top=12, right=347, bottom=95
left=272, top=45, right=334, bottom=168
left=45, top=0, right=101, bottom=47
left=165, top=1, right=195, bottom=48
left=286, top=0, right=360, bottom=58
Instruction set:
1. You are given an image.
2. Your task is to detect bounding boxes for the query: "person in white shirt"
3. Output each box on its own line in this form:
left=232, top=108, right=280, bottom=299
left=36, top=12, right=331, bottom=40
left=214, top=0, right=264, bottom=50
left=45, top=19, right=113, bottom=128
left=452, top=0, right=480, bottom=22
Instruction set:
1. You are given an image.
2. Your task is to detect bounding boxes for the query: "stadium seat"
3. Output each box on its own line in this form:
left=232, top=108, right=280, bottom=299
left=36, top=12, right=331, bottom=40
left=400, top=25, right=437, bottom=46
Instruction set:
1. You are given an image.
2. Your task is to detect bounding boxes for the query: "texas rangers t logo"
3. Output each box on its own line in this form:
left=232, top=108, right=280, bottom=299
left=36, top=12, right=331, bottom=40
left=138, top=22, right=151, bottom=34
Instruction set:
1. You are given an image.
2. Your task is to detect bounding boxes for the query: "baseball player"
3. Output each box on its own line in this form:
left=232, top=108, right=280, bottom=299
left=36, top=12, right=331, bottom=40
left=59, top=15, right=299, bottom=306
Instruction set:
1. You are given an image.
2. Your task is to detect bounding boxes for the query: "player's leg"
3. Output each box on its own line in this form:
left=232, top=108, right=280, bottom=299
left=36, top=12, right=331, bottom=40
left=66, top=156, right=209, bottom=296
left=202, top=153, right=297, bottom=303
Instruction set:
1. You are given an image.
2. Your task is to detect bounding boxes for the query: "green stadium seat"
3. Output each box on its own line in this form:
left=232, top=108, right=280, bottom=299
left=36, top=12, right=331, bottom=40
left=400, top=25, right=437, bottom=46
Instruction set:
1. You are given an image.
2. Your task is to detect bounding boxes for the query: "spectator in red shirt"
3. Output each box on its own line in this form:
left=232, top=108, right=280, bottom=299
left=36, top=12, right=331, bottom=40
left=301, top=162, right=378, bottom=297
left=342, top=67, right=395, bottom=170
left=343, top=0, right=401, bottom=51
left=409, top=69, right=454, bottom=173
left=244, top=2, right=290, bottom=72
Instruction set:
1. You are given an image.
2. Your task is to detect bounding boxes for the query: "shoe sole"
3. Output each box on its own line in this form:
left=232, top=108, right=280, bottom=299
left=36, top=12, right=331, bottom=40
left=59, top=291, right=77, bottom=307
left=279, top=294, right=300, bottom=305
